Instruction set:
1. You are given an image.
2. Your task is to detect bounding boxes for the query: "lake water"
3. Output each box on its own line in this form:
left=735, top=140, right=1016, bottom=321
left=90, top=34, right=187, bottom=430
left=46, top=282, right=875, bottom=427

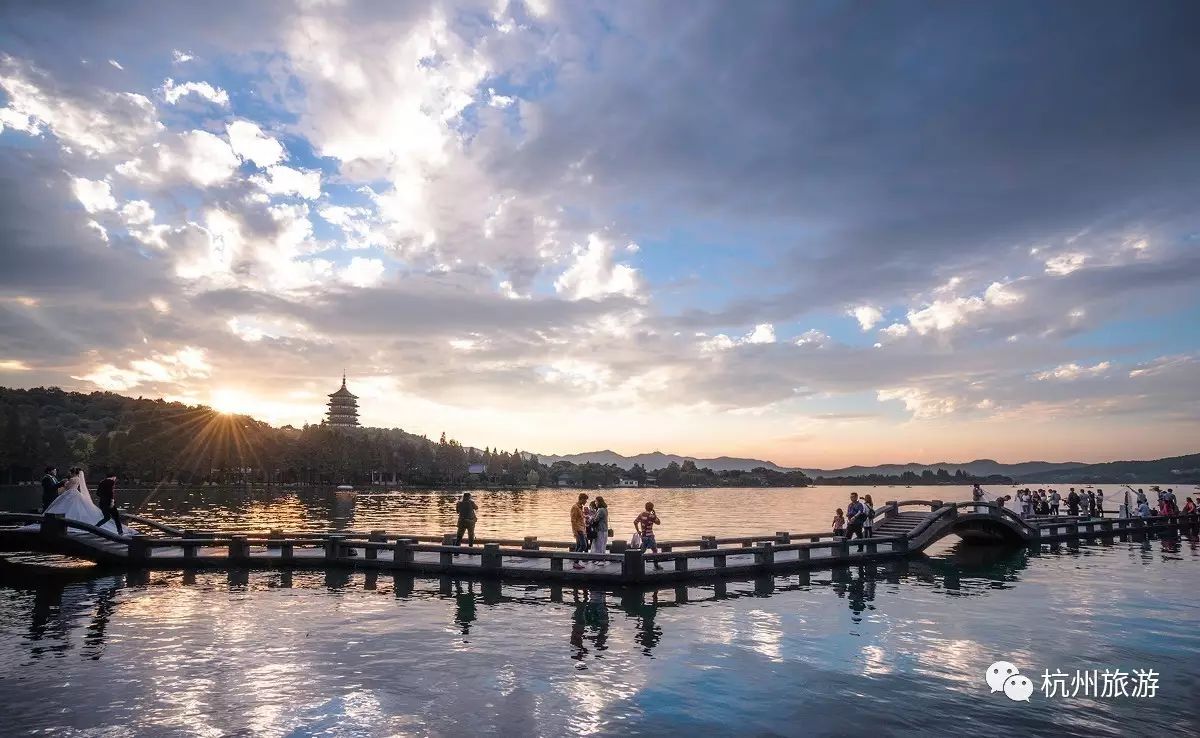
left=1, top=484, right=1198, bottom=736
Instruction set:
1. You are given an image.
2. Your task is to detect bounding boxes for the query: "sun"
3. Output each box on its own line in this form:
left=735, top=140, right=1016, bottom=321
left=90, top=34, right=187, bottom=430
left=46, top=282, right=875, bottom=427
left=208, top=389, right=244, bottom=415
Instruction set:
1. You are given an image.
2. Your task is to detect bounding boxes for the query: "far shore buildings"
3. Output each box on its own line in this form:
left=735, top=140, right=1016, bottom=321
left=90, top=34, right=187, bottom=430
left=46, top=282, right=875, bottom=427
left=325, top=374, right=360, bottom=428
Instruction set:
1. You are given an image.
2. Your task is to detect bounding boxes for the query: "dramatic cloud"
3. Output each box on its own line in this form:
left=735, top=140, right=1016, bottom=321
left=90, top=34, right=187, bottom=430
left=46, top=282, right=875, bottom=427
left=159, top=78, right=230, bottom=106
left=1, top=1, right=1199, bottom=465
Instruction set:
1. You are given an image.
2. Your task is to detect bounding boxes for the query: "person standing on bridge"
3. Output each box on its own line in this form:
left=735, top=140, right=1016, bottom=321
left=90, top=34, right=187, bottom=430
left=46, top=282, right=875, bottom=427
left=455, top=492, right=478, bottom=548
left=1050, top=489, right=1061, bottom=516
left=571, top=493, right=589, bottom=570
left=844, top=493, right=865, bottom=541
left=1095, top=488, right=1104, bottom=516
left=832, top=508, right=845, bottom=537
left=94, top=473, right=123, bottom=535
left=635, top=502, right=663, bottom=570
left=859, top=494, right=875, bottom=551
left=590, top=497, right=610, bottom=564
left=1138, top=497, right=1152, bottom=518
left=40, top=466, right=67, bottom=512
left=1066, top=489, right=1081, bottom=516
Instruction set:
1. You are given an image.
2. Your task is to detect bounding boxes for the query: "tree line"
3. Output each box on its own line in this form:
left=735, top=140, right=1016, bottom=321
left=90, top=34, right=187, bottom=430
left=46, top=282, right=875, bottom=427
left=0, top=387, right=818, bottom=488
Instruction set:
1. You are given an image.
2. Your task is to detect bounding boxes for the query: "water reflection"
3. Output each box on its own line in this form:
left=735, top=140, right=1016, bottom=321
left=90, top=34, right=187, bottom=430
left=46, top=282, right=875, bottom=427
left=0, top=530, right=1197, bottom=737
left=570, top=589, right=611, bottom=662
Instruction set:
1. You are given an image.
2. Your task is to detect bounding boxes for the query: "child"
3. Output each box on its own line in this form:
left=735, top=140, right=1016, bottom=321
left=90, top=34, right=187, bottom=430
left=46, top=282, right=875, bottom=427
left=832, top=508, right=845, bottom=536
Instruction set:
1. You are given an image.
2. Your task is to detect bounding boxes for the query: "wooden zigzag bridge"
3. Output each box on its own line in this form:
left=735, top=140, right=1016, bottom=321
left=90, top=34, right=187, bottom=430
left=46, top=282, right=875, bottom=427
left=1, top=500, right=1197, bottom=585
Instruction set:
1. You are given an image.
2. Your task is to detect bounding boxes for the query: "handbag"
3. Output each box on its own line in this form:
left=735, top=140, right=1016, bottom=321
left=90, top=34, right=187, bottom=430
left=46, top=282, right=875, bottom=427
left=630, top=531, right=642, bottom=549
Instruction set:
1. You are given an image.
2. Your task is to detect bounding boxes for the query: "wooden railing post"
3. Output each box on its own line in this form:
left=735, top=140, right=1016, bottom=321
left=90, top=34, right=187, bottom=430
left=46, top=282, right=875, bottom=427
left=366, top=530, right=385, bottom=560
left=229, top=535, right=249, bottom=561
left=325, top=535, right=345, bottom=560
left=40, top=512, right=67, bottom=538
left=674, top=555, right=688, bottom=572
left=700, top=535, right=717, bottom=550
left=622, top=548, right=644, bottom=580
left=755, top=541, right=775, bottom=567
left=268, top=528, right=283, bottom=550
left=522, top=536, right=539, bottom=550
left=884, top=501, right=898, bottom=519
left=796, top=546, right=810, bottom=562
left=393, top=537, right=414, bottom=565
left=775, top=531, right=790, bottom=544
left=713, top=552, right=727, bottom=569
left=930, top=499, right=943, bottom=511
left=482, top=543, right=502, bottom=571
left=128, top=533, right=150, bottom=562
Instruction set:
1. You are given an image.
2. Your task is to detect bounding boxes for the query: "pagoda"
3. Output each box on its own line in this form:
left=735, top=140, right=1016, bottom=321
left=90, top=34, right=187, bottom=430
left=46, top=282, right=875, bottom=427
left=325, top=373, right=360, bottom=428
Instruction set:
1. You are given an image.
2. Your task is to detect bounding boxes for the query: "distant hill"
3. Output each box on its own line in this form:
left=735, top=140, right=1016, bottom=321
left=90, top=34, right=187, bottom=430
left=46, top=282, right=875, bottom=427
left=532, top=451, right=1193, bottom=480
left=801, top=459, right=1088, bottom=479
left=534, top=450, right=793, bottom=473
left=1013, top=453, right=1200, bottom=484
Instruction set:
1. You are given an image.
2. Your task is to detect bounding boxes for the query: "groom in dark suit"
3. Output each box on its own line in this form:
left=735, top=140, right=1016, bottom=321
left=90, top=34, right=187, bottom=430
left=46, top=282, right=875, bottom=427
left=40, top=466, right=66, bottom=511
left=95, top=474, right=123, bottom=534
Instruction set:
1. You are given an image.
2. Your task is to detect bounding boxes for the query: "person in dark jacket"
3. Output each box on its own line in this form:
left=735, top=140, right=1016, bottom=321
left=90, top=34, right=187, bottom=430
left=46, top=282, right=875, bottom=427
left=844, top=493, right=865, bottom=540
left=1066, top=489, right=1081, bottom=517
left=455, top=492, right=478, bottom=547
left=40, top=466, right=66, bottom=511
left=95, top=474, right=123, bottom=534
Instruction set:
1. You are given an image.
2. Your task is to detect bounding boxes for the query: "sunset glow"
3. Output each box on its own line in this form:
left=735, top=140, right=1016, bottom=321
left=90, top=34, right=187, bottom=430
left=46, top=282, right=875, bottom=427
left=1, top=3, right=1197, bottom=467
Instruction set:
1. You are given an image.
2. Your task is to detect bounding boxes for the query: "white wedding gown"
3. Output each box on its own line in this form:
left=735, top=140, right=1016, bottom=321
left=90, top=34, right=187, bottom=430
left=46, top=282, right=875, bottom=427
left=38, top=474, right=132, bottom=538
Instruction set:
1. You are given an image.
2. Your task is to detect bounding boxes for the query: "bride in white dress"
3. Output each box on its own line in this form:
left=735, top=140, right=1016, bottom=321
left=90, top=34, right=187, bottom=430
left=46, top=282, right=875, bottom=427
left=41, top=468, right=129, bottom=537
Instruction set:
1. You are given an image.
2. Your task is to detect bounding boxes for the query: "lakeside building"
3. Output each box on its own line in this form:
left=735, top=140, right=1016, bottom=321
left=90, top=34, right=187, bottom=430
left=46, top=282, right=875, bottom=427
left=325, top=374, right=360, bottom=428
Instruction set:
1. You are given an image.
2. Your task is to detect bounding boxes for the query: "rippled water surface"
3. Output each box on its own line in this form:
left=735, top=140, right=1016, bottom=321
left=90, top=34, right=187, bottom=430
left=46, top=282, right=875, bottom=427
left=1, top=485, right=1198, bottom=737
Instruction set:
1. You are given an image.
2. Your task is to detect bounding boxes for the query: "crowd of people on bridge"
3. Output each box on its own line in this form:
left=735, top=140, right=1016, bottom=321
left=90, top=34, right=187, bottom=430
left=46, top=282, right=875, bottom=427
left=971, top=483, right=1193, bottom=520
left=981, top=486, right=1107, bottom=518
left=446, top=482, right=1199, bottom=568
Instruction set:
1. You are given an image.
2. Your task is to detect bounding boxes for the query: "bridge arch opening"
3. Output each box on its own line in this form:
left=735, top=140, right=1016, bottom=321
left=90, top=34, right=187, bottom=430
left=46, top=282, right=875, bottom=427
left=949, top=517, right=1028, bottom=545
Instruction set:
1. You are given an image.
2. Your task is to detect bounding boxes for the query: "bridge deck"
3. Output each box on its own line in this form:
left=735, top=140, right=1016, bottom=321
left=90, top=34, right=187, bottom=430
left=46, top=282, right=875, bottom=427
left=1, top=502, right=1196, bottom=585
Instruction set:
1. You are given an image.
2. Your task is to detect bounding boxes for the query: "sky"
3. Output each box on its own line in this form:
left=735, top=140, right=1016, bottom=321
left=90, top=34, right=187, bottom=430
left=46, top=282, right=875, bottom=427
left=1, top=1, right=1198, bottom=468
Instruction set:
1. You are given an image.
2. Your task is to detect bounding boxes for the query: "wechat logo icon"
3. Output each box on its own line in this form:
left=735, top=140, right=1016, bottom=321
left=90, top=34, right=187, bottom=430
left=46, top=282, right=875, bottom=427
left=986, top=660, right=1034, bottom=702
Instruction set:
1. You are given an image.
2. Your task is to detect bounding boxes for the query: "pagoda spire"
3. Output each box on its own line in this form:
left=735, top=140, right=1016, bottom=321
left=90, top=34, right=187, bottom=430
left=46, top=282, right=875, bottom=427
left=326, top=373, right=360, bottom=428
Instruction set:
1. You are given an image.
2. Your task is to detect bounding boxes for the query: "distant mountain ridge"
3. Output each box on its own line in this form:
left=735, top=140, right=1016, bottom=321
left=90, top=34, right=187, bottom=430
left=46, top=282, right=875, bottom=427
left=534, top=450, right=794, bottom=473
left=534, top=449, right=1198, bottom=484
left=532, top=451, right=1092, bottom=477
left=1013, top=453, right=1200, bottom=484
left=801, top=459, right=1089, bottom=479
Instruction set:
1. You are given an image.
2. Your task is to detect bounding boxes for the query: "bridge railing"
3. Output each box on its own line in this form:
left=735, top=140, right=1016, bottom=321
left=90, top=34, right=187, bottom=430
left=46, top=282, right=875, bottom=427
left=0, top=512, right=133, bottom=545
